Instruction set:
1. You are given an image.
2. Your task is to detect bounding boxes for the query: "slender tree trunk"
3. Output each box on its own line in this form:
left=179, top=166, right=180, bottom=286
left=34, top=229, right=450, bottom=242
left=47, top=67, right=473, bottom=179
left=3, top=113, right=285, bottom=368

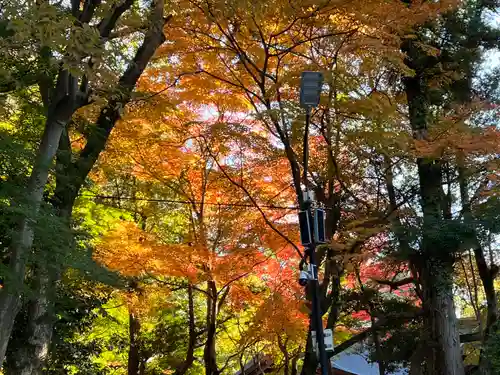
left=284, top=352, right=290, bottom=375
left=475, top=241, right=497, bottom=375
left=277, top=336, right=290, bottom=375
left=128, top=312, right=141, bottom=375
left=139, top=359, right=147, bottom=375
left=291, top=355, right=299, bottom=375
left=371, top=316, right=386, bottom=375
left=204, top=280, right=218, bottom=375
left=175, top=284, right=196, bottom=375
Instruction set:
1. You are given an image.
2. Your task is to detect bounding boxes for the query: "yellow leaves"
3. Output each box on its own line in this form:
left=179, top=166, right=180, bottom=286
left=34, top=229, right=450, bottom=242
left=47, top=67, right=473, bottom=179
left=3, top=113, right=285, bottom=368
left=243, top=292, right=308, bottom=347
left=413, top=112, right=500, bottom=160
left=122, top=283, right=173, bottom=316
left=95, top=222, right=201, bottom=281
left=414, top=41, right=441, bottom=57
left=160, top=0, right=454, bottom=112
left=95, top=222, right=151, bottom=276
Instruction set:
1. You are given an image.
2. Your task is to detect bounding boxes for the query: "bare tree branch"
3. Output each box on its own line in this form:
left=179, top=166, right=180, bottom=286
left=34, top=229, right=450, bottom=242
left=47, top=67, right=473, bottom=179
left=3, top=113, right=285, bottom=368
left=371, top=277, right=415, bottom=290
left=202, top=137, right=303, bottom=258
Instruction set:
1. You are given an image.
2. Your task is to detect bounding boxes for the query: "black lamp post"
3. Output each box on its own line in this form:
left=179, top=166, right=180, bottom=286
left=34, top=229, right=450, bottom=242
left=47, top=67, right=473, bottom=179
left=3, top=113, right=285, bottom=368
left=299, top=71, right=329, bottom=375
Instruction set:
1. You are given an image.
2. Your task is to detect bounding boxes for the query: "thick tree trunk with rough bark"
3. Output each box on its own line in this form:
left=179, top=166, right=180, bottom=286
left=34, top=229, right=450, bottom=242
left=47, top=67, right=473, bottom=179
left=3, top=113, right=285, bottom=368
left=420, top=260, right=463, bottom=375
left=4, top=141, right=73, bottom=374
left=415, top=158, right=463, bottom=375
left=0, top=113, right=71, bottom=366
left=404, top=60, right=464, bottom=374
left=291, top=355, right=299, bottom=375
left=5, top=268, right=57, bottom=375
left=402, top=32, right=464, bottom=372
left=5, top=153, right=72, bottom=374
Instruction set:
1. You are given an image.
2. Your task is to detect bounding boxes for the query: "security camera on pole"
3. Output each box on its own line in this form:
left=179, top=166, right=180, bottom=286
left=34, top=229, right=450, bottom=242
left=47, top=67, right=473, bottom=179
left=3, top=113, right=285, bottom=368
left=298, top=71, right=330, bottom=375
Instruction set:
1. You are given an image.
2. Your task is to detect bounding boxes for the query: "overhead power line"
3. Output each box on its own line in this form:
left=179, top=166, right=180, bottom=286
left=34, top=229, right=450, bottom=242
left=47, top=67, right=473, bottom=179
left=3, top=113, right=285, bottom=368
left=83, top=194, right=299, bottom=210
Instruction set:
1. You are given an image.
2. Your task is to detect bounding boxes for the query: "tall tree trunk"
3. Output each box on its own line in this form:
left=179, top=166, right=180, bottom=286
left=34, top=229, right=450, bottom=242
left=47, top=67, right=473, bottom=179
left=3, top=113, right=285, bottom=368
left=284, top=353, right=290, bottom=375
left=175, top=284, right=196, bottom=375
left=128, top=312, right=141, bottom=375
left=3, top=1, right=168, bottom=371
left=291, top=354, right=299, bottom=375
left=420, top=259, right=463, bottom=375
left=0, top=0, right=136, bottom=358
left=475, top=241, right=497, bottom=375
left=0, top=112, right=72, bottom=366
left=277, top=336, right=290, bottom=375
left=4, top=267, right=58, bottom=375
left=4, top=132, right=73, bottom=374
left=204, top=280, right=218, bottom=375
left=367, top=306, right=385, bottom=375
left=404, top=61, right=464, bottom=375
left=4, top=131, right=73, bottom=374
left=409, top=341, right=425, bottom=375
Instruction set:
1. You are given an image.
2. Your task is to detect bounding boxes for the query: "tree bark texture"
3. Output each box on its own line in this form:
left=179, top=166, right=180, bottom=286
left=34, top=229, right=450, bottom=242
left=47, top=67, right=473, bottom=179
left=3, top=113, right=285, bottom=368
left=0, top=114, right=70, bottom=366
left=5, top=268, right=57, bottom=375
left=404, top=61, right=464, bottom=375
left=291, top=355, right=299, bottom=375
left=420, top=260, right=463, bottom=375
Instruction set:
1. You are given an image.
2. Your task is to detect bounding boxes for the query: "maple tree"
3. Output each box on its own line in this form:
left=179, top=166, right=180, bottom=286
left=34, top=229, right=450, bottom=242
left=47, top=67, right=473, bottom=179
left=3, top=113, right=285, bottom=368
left=87, top=107, right=305, bottom=374
left=1, top=0, right=500, bottom=374
left=153, top=1, right=462, bottom=374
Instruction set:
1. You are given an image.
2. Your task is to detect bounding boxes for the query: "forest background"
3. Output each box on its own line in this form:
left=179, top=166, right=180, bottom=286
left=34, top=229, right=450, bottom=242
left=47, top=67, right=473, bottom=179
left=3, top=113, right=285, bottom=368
left=2, top=0, right=500, bottom=374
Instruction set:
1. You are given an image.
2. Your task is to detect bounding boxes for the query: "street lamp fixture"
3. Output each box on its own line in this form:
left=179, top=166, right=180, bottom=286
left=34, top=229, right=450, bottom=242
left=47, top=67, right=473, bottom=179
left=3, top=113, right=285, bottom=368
left=300, top=71, right=324, bottom=108
left=300, top=72, right=323, bottom=188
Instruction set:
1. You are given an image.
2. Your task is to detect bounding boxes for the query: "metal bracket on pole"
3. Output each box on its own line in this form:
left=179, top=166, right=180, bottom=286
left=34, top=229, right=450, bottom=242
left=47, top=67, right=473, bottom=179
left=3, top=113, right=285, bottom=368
left=312, top=329, right=334, bottom=358
left=303, top=190, right=315, bottom=203
left=308, top=263, right=317, bottom=281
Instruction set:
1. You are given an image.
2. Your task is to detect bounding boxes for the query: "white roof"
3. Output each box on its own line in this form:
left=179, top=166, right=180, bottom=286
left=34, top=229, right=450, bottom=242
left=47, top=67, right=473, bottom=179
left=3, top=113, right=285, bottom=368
left=332, top=350, right=408, bottom=375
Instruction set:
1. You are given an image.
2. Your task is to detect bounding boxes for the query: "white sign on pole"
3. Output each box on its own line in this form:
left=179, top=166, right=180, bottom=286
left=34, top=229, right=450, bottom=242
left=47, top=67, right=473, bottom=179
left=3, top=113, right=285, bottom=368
left=324, top=329, right=334, bottom=351
left=311, top=329, right=334, bottom=356
left=311, top=331, right=318, bottom=358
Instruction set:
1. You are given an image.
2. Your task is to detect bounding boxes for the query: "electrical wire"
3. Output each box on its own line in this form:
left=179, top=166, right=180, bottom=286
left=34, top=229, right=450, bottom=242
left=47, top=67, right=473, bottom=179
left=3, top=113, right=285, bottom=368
left=83, top=194, right=299, bottom=210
